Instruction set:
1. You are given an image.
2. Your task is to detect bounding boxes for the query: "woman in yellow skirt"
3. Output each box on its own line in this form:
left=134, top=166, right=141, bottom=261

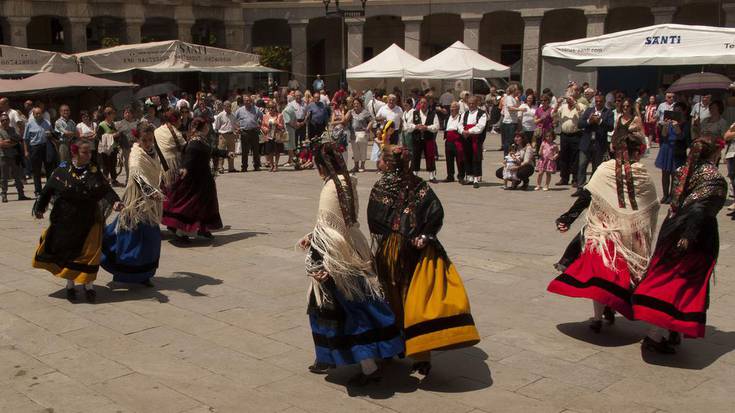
left=367, top=144, right=480, bottom=376
left=32, top=142, right=122, bottom=303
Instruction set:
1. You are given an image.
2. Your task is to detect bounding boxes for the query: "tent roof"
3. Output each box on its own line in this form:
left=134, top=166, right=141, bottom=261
left=406, top=41, right=509, bottom=79
left=543, top=24, right=735, bottom=66
left=346, top=43, right=423, bottom=79
left=0, top=72, right=135, bottom=96
left=0, top=45, right=77, bottom=76
left=76, top=40, right=281, bottom=74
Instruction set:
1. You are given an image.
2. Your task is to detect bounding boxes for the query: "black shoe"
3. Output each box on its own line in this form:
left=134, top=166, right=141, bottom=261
left=589, top=319, right=602, bottom=333
left=410, top=361, right=432, bottom=376
left=18, top=194, right=31, bottom=201
left=254, top=167, right=261, bottom=172
left=642, top=336, right=676, bottom=354
left=473, top=182, right=480, bottom=189
left=571, top=189, right=584, bottom=197
left=1, top=195, right=6, bottom=203
left=429, top=178, right=438, bottom=184
left=520, top=180, right=529, bottom=190
left=308, top=361, right=331, bottom=374
left=84, top=288, right=96, bottom=303
left=668, top=331, right=682, bottom=346
left=347, top=371, right=382, bottom=386
left=66, top=288, right=76, bottom=302
left=174, top=234, right=191, bottom=244
left=444, top=177, right=455, bottom=183
left=198, top=230, right=214, bottom=239
left=603, top=306, right=615, bottom=325
left=241, top=168, right=248, bottom=172
left=141, top=279, right=154, bottom=288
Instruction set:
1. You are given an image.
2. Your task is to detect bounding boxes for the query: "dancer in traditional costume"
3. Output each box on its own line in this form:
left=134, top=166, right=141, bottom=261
left=161, top=117, right=232, bottom=243
left=633, top=138, right=728, bottom=353
left=154, top=109, right=187, bottom=191
left=101, top=124, right=163, bottom=286
left=368, top=145, right=480, bottom=376
left=298, top=139, right=403, bottom=386
left=32, top=142, right=122, bottom=303
left=548, top=120, right=659, bottom=332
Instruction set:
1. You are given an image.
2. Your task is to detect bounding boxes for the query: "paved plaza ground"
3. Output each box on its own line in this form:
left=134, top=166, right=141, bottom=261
left=0, top=136, right=734, bottom=413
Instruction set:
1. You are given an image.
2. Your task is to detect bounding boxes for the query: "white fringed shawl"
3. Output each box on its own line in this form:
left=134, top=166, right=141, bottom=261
left=304, top=176, right=383, bottom=307
left=117, top=143, right=163, bottom=231
left=584, top=160, right=659, bottom=284
left=153, top=124, right=185, bottom=186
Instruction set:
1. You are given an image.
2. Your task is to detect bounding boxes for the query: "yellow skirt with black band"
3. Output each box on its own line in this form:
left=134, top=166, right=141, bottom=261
left=403, top=244, right=480, bottom=356
left=32, top=222, right=103, bottom=284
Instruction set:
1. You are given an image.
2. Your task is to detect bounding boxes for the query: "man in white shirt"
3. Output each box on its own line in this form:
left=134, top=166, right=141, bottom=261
left=444, top=101, right=465, bottom=183
left=501, top=85, right=521, bottom=155
left=214, top=101, right=238, bottom=173
left=461, top=96, right=488, bottom=188
left=656, top=92, right=676, bottom=124
left=405, top=97, right=441, bottom=183
left=690, top=94, right=711, bottom=123
left=287, top=91, right=307, bottom=146
left=554, top=95, right=585, bottom=186
left=0, top=98, right=23, bottom=135
left=375, top=94, right=403, bottom=144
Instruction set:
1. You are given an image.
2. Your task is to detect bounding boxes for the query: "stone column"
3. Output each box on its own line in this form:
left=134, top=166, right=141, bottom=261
left=723, top=4, right=735, bottom=27
left=462, top=13, right=482, bottom=51
left=289, top=18, right=308, bottom=87
left=585, top=11, right=606, bottom=38
left=67, top=17, right=91, bottom=52
left=7, top=16, right=29, bottom=48
left=402, top=16, right=422, bottom=58
left=242, top=21, right=254, bottom=52
left=521, top=13, right=542, bottom=92
left=346, top=18, right=364, bottom=68
left=225, top=21, right=246, bottom=51
left=177, top=20, right=194, bottom=43
left=651, top=6, right=676, bottom=25
left=125, top=19, right=143, bottom=44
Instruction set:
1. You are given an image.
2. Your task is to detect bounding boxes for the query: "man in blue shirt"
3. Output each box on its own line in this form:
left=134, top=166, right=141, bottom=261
left=306, top=91, right=331, bottom=139
left=23, top=106, right=55, bottom=196
left=312, top=75, right=324, bottom=94
left=234, top=95, right=263, bottom=171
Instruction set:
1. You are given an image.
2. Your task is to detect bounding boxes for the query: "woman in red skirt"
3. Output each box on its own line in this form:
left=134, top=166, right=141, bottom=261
left=633, top=138, right=728, bottom=354
left=548, top=119, right=659, bottom=333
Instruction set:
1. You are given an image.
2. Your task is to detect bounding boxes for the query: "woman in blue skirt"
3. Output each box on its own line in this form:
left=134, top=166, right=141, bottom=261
left=102, top=124, right=163, bottom=286
left=655, top=102, right=690, bottom=204
left=298, top=138, right=403, bottom=386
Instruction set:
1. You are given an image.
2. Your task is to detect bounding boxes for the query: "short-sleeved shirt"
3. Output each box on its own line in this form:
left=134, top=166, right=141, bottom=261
left=306, top=102, right=330, bottom=126
left=502, top=95, right=519, bottom=124
left=234, top=105, right=262, bottom=130
left=54, top=117, right=76, bottom=143
left=0, top=127, right=21, bottom=158
left=376, top=105, right=403, bottom=129
left=23, top=117, right=51, bottom=146
left=287, top=100, right=306, bottom=119
left=350, top=109, right=372, bottom=132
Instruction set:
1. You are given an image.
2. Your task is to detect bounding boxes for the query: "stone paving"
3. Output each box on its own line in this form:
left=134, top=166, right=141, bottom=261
left=0, top=137, right=733, bottom=413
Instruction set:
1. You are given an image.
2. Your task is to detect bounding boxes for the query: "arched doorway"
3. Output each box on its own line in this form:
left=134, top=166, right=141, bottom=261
left=420, top=13, right=463, bottom=59
left=192, top=19, right=225, bottom=47
left=87, top=16, right=126, bottom=50
left=27, top=16, right=67, bottom=52
left=605, top=7, right=654, bottom=33
left=307, top=16, right=345, bottom=91
left=141, top=17, right=177, bottom=42
left=540, top=9, right=587, bottom=46
left=674, top=3, right=725, bottom=26
left=364, top=16, right=404, bottom=60
left=479, top=11, right=523, bottom=67
left=252, top=19, right=290, bottom=47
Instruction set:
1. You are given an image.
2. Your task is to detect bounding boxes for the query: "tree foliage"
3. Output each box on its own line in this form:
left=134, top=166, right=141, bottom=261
left=254, top=46, right=291, bottom=70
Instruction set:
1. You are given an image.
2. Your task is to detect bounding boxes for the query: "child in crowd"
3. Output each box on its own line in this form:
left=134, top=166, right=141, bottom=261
left=535, top=130, right=559, bottom=191
left=502, top=143, right=520, bottom=189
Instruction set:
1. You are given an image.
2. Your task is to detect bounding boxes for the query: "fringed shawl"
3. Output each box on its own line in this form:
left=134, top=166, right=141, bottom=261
left=584, top=160, right=659, bottom=284
left=154, top=124, right=185, bottom=186
left=305, top=175, right=383, bottom=307
left=117, top=143, right=163, bottom=231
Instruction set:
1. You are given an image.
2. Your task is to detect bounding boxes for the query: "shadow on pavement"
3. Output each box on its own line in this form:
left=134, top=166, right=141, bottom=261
left=556, top=318, right=647, bottom=347
left=641, top=326, right=735, bottom=370
left=326, top=347, right=492, bottom=398
left=164, top=230, right=267, bottom=248
left=48, top=271, right=223, bottom=304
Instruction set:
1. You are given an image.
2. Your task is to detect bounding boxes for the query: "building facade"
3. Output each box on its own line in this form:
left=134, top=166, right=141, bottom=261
left=2, top=0, right=735, bottom=90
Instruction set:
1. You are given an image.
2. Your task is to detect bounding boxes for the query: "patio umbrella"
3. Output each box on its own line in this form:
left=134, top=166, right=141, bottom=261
left=667, top=72, right=732, bottom=94
left=134, top=82, right=179, bottom=99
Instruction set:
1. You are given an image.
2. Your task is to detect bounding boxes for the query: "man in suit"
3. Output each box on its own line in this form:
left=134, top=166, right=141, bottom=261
left=573, top=93, right=613, bottom=197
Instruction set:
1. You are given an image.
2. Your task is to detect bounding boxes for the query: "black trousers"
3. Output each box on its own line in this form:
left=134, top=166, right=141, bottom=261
left=308, top=123, right=326, bottom=140
left=462, top=135, right=484, bottom=177
left=29, top=143, right=56, bottom=195
left=240, top=129, right=261, bottom=170
left=99, top=150, right=119, bottom=183
left=295, top=119, right=306, bottom=146
left=445, top=140, right=464, bottom=181
left=411, top=136, right=436, bottom=172
left=559, top=132, right=581, bottom=184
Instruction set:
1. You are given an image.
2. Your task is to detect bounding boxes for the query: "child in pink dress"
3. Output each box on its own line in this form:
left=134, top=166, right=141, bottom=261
left=535, top=130, right=559, bottom=191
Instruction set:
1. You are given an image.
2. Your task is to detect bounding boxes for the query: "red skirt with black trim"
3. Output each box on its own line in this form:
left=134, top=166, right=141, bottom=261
left=632, top=250, right=714, bottom=338
left=547, top=240, right=634, bottom=319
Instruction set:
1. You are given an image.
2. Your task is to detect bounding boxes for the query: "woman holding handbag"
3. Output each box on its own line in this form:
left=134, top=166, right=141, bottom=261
left=261, top=102, right=286, bottom=172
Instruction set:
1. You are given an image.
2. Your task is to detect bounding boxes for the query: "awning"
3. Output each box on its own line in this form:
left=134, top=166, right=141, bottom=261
left=347, top=43, right=423, bottom=79
left=0, top=72, right=135, bottom=96
left=406, top=41, right=509, bottom=79
left=543, top=24, right=735, bottom=67
left=76, top=40, right=281, bottom=75
left=0, top=45, right=77, bottom=76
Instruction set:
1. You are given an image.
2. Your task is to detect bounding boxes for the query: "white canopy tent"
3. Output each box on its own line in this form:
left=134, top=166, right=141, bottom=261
left=346, top=43, right=425, bottom=92
left=76, top=40, right=279, bottom=75
left=0, top=45, right=77, bottom=76
left=406, top=41, right=510, bottom=80
left=541, top=24, right=735, bottom=95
